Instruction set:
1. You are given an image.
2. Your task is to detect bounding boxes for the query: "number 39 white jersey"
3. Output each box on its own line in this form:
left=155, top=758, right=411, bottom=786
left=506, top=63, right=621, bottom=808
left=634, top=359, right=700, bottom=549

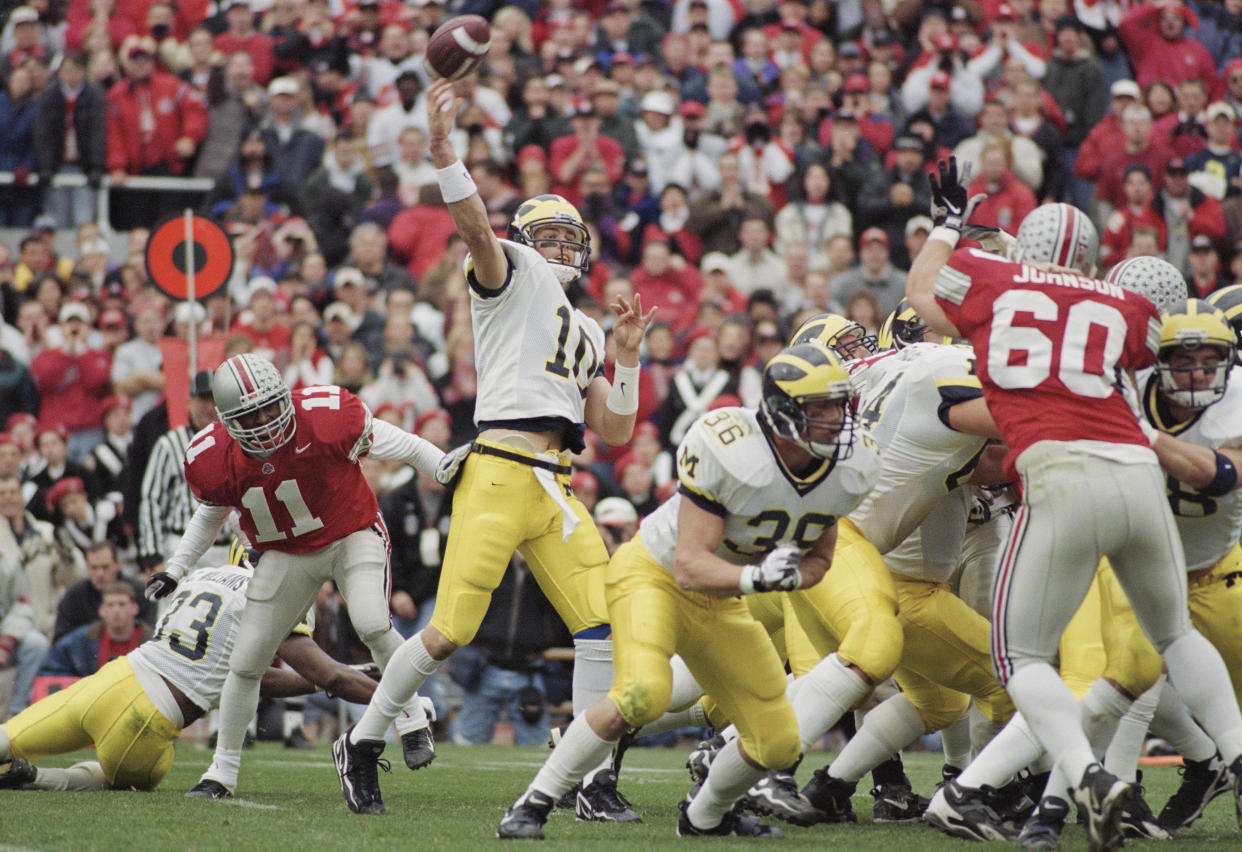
left=638, top=407, right=882, bottom=572
left=469, top=239, right=605, bottom=427
left=1141, top=365, right=1242, bottom=572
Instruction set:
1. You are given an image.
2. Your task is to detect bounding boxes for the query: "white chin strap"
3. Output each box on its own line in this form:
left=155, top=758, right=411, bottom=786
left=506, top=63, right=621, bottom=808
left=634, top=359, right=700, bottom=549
left=550, top=262, right=580, bottom=285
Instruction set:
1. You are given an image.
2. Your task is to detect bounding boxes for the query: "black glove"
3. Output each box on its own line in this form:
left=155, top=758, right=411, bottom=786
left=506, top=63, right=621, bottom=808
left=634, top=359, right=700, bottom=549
left=928, top=156, right=982, bottom=231
left=145, top=572, right=180, bottom=601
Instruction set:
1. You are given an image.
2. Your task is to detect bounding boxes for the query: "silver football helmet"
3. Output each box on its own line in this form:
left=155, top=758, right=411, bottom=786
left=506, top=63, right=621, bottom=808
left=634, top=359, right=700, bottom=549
left=213, top=353, right=296, bottom=456
left=1011, top=203, right=1099, bottom=274
left=1104, top=255, right=1189, bottom=314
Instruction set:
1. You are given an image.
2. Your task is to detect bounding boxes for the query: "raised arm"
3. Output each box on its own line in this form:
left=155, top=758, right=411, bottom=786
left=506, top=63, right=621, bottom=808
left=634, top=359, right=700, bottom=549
left=426, top=78, right=507, bottom=291
left=584, top=294, right=656, bottom=446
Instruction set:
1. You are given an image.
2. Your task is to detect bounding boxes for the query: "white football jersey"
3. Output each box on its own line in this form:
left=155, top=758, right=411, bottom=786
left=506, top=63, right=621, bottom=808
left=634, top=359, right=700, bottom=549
left=469, top=239, right=605, bottom=426
left=847, top=344, right=989, bottom=567
left=128, top=566, right=252, bottom=713
left=638, top=407, right=881, bottom=571
left=1141, top=365, right=1242, bottom=572
left=883, top=488, right=973, bottom=583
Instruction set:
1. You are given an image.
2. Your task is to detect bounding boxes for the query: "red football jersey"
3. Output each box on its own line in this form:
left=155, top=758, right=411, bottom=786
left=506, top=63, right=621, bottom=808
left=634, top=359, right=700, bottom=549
left=183, top=386, right=381, bottom=554
left=933, top=248, right=1161, bottom=477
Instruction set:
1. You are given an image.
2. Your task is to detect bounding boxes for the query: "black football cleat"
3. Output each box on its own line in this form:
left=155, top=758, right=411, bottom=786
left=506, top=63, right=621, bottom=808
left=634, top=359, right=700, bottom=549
left=400, top=726, right=435, bottom=771
left=1157, top=754, right=1230, bottom=831
left=0, top=757, right=37, bottom=789
left=676, top=798, right=784, bottom=837
left=185, top=779, right=234, bottom=800
left=333, top=731, right=389, bottom=815
left=497, top=790, right=556, bottom=839
left=575, top=769, right=640, bottom=822
left=801, top=768, right=859, bottom=824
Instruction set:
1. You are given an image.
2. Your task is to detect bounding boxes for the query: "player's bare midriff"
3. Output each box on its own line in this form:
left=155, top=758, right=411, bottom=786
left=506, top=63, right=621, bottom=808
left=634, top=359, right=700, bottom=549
left=477, top=427, right=563, bottom=454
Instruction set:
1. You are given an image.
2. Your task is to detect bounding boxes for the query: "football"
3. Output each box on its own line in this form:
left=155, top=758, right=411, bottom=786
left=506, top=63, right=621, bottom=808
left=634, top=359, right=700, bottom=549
left=425, top=15, right=491, bottom=81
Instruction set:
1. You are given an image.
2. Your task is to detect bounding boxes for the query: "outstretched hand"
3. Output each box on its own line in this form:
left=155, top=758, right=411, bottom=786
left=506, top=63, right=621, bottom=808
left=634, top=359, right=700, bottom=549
left=928, top=156, right=985, bottom=231
left=611, top=293, right=657, bottom=359
left=426, top=78, right=463, bottom=143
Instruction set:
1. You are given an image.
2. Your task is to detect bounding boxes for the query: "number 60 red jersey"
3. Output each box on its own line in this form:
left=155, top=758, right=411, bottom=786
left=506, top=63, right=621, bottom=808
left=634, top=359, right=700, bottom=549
left=933, top=248, right=1162, bottom=478
left=183, top=386, right=380, bottom=554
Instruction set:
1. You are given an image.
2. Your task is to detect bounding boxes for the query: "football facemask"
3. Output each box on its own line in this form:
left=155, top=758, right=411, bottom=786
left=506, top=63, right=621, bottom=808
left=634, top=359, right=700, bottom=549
left=1155, top=299, right=1237, bottom=411
left=759, top=343, right=857, bottom=460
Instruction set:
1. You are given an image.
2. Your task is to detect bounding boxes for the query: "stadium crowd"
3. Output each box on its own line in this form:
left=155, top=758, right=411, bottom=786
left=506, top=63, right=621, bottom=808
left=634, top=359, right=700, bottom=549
left=1, top=0, right=1242, bottom=730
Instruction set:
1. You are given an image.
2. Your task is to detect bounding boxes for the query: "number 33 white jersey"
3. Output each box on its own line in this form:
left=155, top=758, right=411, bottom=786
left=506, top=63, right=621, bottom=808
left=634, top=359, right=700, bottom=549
left=468, top=239, right=605, bottom=427
left=638, top=407, right=881, bottom=572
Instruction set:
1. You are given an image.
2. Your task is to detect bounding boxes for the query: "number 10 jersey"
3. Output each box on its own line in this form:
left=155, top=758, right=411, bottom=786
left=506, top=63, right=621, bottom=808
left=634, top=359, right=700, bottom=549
left=183, top=386, right=380, bottom=554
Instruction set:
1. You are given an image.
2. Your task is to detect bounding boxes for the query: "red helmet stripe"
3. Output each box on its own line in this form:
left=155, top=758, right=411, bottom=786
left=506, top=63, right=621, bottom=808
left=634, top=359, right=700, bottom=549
left=231, top=355, right=257, bottom=396
left=1053, top=205, right=1074, bottom=268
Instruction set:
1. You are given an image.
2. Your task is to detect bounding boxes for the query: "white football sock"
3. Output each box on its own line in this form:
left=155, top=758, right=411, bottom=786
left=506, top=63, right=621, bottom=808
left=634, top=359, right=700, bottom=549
left=969, top=706, right=1007, bottom=759
left=0, top=725, right=9, bottom=759
left=1043, top=763, right=1074, bottom=803
left=572, top=638, right=614, bottom=715
left=792, top=654, right=869, bottom=752
left=31, top=761, right=108, bottom=791
left=1105, top=676, right=1163, bottom=782
left=351, top=634, right=439, bottom=744
left=202, top=671, right=261, bottom=788
left=394, top=695, right=435, bottom=735
left=528, top=715, right=617, bottom=800
left=1150, top=682, right=1217, bottom=763
left=686, top=738, right=765, bottom=829
left=636, top=702, right=708, bottom=739
left=958, top=712, right=1045, bottom=789
left=1162, top=631, right=1242, bottom=764
left=1080, top=678, right=1132, bottom=762
left=940, top=711, right=972, bottom=770
left=829, top=694, right=925, bottom=783
left=667, top=654, right=704, bottom=711
left=1005, top=664, right=1095, bottom=785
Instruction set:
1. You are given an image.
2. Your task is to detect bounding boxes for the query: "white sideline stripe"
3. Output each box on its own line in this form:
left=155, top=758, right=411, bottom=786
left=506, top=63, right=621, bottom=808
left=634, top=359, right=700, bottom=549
left=0, top=844, right=44, bottom=852
left=245, top=758, right=686, bottom=775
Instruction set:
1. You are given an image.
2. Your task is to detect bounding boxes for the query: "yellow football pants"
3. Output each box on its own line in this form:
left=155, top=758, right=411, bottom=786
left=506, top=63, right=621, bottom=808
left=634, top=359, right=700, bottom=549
left=607, top=538, right=800, bottom=770
left=2, top=658, right=180, bottom=790
left=431, top=440, right=609, bottom=646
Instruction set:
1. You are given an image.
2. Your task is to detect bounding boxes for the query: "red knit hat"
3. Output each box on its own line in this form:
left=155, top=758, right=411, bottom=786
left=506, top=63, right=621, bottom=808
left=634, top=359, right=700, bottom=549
left=46, top=476, right=85, bottom=512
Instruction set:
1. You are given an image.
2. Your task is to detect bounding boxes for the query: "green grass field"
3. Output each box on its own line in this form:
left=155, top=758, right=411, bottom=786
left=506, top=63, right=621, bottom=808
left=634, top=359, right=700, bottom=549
left=3, top=743, right=1239, bottom=851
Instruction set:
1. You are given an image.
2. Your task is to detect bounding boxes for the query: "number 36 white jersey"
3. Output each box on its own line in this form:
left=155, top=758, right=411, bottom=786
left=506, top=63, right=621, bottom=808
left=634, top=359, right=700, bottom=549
left=638, top=408, right=882, bottom=572
left=1141, top=365, right=1242, bottom=572
left=468, top=240, right=605, bottom=427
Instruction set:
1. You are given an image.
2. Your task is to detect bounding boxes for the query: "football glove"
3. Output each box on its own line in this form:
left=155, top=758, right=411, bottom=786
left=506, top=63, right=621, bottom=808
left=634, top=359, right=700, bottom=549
left=928, top=156, right=984, bottom=231
left=145, top=571, right=180, bottom=601
left=739, top=546, right=803, bottom=595
left=434, top=443, right=472, bottom=486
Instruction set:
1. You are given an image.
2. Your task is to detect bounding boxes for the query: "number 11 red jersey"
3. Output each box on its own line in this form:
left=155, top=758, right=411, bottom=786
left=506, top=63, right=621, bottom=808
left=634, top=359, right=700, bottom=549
left=183, top=386, right=381, bottom=554
left=933, top=248, right=1162, bottom=476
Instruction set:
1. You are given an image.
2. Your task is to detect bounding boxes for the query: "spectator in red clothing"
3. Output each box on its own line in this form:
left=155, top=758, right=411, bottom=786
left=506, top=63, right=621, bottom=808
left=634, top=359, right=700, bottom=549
left=1188, top=235, right=1227, bottom=297
left=30, top=302, right=112, bottom=464
left=106, top=35, right=207, bottom=229
left=641, top=183, right=703, bottom=265
left=230, top=277, right=292, bottom=365
left=1101, top=165, right=1169, bottom=269
left=1075, top=78, right=1141, bottom=196
left=630, top=239, right=703, bottom=333
left=1095, top=104, right=1173, bottom=213
left=549, top=99, right=625, bottom=206
left=387, top=183, right=457, bottom=282
left=966, top=143, right=1038, bottom=233
left=214, top=0, right=276, bottom=85
left=1157, top=77, right=1211, bottom=158
left=1117, top=0, right=1217, bottom=89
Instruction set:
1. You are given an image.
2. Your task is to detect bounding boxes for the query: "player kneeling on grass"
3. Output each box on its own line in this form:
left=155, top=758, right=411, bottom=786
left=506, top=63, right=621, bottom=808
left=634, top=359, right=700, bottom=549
left=0, top=561, right=385, bottom=792
left=496, top=344, right=882, bottom=839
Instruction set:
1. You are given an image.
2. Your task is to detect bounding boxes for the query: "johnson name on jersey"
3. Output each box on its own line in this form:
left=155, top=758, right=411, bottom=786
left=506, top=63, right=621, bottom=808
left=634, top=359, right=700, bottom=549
left=638, top=407, right=882, bottom=571
left=183, top=386, right=380, bottom=553
left=932, top=247, right=1160, bottom=473
left=468, top=239, right=605, bottom=427
left=1142, top=365, right=1242, bottom=571
left=128, top=565, right=252, bottom=714
left=848, top=343, right=987, bottom=559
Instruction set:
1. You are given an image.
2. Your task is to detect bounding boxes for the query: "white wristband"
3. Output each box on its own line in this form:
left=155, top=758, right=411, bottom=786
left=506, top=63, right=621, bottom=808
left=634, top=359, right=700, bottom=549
left=436, top=160, right=477, bottom=204
left=929, top=226, right=961, bottom=248
left=738, top=565, right=757, bottom=595
left=606, top=363, right=641, bottom=416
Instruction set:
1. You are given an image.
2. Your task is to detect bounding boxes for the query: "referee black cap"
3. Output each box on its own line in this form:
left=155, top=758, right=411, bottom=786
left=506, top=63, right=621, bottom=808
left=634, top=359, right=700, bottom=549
left=190, top=370, right=213, bottom=397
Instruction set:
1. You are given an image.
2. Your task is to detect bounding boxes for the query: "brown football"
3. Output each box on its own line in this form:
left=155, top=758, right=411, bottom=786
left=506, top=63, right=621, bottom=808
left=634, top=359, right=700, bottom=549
left=426, top=15, right=491, bottom=80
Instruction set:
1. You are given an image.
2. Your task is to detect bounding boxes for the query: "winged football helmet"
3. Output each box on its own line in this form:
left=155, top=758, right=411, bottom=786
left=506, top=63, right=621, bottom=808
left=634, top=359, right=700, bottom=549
left=508, top=194, right=590, bottom=285
left=760, top=343, right=857, bottom=460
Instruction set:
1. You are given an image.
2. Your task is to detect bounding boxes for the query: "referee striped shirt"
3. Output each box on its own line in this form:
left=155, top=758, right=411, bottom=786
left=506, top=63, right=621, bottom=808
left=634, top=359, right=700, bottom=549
left=138, top=425, right=228, bottom=562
